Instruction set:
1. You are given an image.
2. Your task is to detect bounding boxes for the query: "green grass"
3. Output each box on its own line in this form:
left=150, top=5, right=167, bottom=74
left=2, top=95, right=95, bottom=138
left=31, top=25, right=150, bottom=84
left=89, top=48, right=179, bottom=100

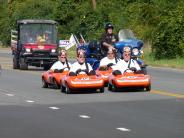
left=143, top=46, right=184, bottom=69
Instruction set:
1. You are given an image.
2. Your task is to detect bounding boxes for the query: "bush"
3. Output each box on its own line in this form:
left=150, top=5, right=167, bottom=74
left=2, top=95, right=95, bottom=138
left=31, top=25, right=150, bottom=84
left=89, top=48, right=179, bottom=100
left=152, top=2, right=184, bottom=59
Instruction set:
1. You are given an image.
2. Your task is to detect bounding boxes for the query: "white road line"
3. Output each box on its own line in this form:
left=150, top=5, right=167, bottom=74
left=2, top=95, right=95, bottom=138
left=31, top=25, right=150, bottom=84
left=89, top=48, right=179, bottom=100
left=6, top=94, right=14, bottom=96
left=49, top=107, right=60, bottom=110
left=116, top=127, right=131, bottom=132
left=79, top=115, right=91, bottom=119
left=26, top=100, right=35, bottom=103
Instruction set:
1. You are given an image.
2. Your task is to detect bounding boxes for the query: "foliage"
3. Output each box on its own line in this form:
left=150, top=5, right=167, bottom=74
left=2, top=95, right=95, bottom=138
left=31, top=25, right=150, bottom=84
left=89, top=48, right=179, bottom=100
left=0, top=0, right=184, bottom=59
left=152, top=1, right=184, bottom=59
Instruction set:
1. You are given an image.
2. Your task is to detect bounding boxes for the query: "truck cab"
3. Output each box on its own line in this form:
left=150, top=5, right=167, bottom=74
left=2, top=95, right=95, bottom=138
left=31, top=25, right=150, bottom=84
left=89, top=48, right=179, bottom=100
left=11, top=19, right=58, bottom=70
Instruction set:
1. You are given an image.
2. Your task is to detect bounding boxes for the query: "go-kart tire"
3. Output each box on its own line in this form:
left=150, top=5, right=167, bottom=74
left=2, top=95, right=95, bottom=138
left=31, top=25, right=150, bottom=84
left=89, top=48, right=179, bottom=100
left=108, top=83, right=112, bottom=91
left=60, top=85, right=66, bottom=93
left=13, top=56, right=20, bottom=69
left=145, top=84, right=151, bottom=91
left=99, top=87, right=104, bottom=93
left=65, top=84, right=71, bottom=94
left=42, top=78, right=48, bottom=88
left=53, top=79, right=60, bottom=89
left=112, top=83, right=118, bottom=92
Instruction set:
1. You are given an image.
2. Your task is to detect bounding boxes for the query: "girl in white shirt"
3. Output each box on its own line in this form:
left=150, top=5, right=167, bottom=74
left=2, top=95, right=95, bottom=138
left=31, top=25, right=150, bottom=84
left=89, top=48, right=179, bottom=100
left=50, top=50, right=71, bottom=72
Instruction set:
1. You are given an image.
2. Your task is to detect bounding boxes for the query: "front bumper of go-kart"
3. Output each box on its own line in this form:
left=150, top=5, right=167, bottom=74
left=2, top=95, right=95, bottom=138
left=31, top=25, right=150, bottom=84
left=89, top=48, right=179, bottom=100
left=109, top=73, right=151, bottom=88
left=64, top=75, right=104, bottom=89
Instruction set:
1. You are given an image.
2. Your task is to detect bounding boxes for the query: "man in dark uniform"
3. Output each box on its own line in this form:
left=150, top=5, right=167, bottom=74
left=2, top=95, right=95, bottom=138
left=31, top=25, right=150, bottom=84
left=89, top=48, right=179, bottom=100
left=100, top=23, right=119, bottom=56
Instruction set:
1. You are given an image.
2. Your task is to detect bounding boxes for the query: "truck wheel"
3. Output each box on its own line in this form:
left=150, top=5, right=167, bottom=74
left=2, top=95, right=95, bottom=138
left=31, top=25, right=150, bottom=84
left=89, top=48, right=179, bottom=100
left=13, top=56, right=20, bottom=69
left=20, top=58, right=28, bottom=70
left=43, top=65, right=50, bottom=70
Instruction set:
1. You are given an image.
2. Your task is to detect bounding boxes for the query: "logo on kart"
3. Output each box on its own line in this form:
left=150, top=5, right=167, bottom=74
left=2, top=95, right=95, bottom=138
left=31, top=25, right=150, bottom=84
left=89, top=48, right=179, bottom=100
left=81, top=77, right=90, bottom=80
left=127, top=76, right=136, bottom=79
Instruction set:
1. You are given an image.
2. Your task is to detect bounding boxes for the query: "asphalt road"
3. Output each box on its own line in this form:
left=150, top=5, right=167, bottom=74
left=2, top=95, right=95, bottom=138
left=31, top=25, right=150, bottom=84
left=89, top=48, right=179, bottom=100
left=0, top=49, right=184, bottom=138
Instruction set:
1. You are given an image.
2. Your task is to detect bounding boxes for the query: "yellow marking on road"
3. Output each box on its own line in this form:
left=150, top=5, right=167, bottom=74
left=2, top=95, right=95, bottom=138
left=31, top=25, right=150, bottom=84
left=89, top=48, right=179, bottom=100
left=151, top=90, right=184, bottom=99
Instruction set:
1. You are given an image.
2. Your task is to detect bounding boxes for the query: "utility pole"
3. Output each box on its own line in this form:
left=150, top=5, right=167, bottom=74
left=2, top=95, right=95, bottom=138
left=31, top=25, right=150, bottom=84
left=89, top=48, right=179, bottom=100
left=92, top=0, right=96, bottom=10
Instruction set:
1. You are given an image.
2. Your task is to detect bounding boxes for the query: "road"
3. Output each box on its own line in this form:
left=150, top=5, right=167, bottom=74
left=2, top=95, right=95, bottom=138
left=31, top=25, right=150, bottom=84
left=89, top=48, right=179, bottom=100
left=0, top=49, right=184, bottom=138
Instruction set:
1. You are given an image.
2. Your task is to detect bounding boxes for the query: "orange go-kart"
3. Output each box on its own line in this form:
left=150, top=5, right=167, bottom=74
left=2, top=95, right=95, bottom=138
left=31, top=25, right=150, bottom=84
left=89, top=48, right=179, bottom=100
left=42, top=69, right=68, bottom=89
left=108, top=69, right=151, bottom=92
left=61, top=70, right=105, bottom=94
left=96, top=66, right=113, bottom=86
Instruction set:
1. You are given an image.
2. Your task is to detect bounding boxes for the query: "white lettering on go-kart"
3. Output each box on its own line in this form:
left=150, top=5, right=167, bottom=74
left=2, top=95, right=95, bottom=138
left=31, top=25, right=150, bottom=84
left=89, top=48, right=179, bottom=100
left=80, top=77, right=90, bottom=80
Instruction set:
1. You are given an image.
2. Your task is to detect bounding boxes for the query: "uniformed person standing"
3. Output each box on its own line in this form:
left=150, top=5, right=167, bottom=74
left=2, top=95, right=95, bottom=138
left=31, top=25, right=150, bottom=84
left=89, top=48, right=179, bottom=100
left=100, top=23, right=119, bottom=56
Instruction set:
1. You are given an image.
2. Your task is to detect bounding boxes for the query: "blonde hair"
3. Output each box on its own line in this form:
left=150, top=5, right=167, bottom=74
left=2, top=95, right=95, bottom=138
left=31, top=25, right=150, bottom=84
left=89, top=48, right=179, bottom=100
left=59, top=49, right=67, bottom=56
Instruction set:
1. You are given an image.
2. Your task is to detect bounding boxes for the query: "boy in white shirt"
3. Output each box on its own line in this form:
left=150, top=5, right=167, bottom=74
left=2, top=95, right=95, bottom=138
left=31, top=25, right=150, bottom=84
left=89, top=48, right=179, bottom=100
left=112, top=46, right=141, bottom=75
left=69, top=49, right=96, bottom=76
left=99, top=48, right=120, bottom=68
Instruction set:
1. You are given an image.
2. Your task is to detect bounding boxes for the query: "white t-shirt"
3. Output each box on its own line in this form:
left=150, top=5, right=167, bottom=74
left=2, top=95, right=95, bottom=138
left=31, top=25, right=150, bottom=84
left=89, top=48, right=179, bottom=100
left=112, top=59, right=141, bottom=74
left=50, top=61, right=71, bottom=71
left=99, top=57, right=121, bottom=66
left=69, top=62, right=93, bottom=73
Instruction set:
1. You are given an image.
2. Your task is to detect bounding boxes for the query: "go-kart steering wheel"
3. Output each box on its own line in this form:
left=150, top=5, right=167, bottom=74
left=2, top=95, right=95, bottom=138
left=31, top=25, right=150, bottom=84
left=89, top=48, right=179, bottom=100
left=107, top=63, right=114, bottom=67
left=98, top=66, right=108, bottom=71
left=124, top=67, right=137, bottom=73
left=76, top=69, right=88, bottom=75
left=54, top=67, right=70, bottom=73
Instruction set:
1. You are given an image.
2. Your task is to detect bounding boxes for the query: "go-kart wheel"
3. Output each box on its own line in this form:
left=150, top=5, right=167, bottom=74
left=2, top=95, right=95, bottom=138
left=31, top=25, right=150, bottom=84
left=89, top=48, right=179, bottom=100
left=99, top=87, right=104, bottom=93
left=42, top=78, right=48, bottom=88
left=60, top=85, right=66, bottom=93
left=108, top=83, right=112, bottom=91
left=53, top=79, right=60, bottom=89
left=112, top=83, right=118, bottom=92
left=65, top=84, right=71, bottom=94
left=145, top=84, right=151, bottom=91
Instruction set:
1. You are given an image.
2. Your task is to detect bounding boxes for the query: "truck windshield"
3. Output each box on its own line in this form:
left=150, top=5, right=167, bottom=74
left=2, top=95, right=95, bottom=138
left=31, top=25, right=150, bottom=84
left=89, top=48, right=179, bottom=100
left=19, top=24, right=57, bottom=44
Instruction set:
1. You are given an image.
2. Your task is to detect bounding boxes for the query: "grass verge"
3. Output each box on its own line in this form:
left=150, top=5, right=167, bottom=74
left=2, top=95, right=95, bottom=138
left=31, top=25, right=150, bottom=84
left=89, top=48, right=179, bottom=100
left=143, top=46, right=184, bottom=69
